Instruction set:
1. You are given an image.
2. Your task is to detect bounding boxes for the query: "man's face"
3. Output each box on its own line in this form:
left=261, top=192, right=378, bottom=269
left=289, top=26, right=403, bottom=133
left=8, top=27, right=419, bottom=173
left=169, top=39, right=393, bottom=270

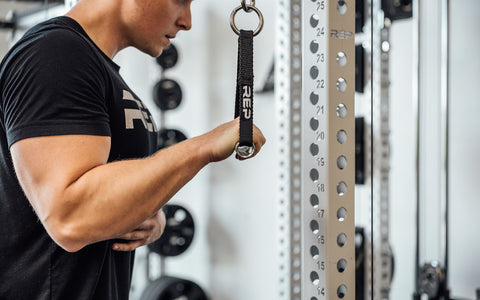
left=123, top=0, right=192, bottom=57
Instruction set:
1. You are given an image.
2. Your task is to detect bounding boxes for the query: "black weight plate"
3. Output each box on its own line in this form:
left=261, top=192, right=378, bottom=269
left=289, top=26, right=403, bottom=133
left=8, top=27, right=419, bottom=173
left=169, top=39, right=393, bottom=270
left=157, top=128, right=187, bottom=150
left=153, top=79, right=182, bottom=111
left=156, top=44, right=178, bottom=69
left=140, top=276, right=208, bottom=300
left=148, top=204, right=194, bottom=257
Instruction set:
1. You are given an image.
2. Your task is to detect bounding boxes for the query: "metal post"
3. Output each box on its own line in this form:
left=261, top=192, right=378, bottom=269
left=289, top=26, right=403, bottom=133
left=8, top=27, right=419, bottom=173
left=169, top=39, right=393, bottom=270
left=276, top=0, right=355, bottom=299
left=412, top=0, right=422, bottom=297
left=440, top=0, right=450, bottom=297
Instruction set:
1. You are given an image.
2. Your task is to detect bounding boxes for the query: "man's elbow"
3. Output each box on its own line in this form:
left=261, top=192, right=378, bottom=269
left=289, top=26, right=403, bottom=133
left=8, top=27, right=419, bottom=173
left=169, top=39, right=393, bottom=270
left=43, top=217, right=88, bottom=253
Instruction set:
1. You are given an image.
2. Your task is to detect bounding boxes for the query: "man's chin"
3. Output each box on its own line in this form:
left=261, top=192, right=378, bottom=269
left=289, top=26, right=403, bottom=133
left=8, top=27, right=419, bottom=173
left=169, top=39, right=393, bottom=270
left=144, top=47, right=164, bottom=58
left=154, top=48, right=164, bottom=58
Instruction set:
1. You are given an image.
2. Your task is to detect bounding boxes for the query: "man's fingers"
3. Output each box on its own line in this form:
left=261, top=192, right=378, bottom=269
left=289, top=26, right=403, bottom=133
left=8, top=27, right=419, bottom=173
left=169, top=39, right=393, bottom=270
left=116, top=229, right=150, bottom=241
left=112, top=240, right=145, bottom=252
left=112, top=209, right=166, bottom=251
left=254, top=124, right=266, bottom=144
left=134, top=220, right=154, bottom=231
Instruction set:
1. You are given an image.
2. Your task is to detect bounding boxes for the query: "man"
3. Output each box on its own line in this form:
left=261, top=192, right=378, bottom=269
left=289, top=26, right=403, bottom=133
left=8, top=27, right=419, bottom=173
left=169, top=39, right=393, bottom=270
left=0, top=0, right=266, bottom=298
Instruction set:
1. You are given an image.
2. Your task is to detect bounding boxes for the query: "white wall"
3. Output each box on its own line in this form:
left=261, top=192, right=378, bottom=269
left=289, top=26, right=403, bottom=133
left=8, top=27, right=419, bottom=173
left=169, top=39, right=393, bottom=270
left=389, top=17, right=416, bottom=300
left=446, top=0, right=480, bottom=297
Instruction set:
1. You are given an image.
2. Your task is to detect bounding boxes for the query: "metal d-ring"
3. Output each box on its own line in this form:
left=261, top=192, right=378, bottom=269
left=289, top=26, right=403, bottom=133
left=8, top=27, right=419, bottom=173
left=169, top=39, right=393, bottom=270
left=235, top=142, right=256, bottom=159
left=230, top=4, right=264, bottom=37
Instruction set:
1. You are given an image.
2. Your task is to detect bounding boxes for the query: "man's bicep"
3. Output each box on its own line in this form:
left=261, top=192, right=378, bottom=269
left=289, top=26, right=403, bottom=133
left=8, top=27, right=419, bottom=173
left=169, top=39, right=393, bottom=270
left=10, top=135, right=111, bottom=217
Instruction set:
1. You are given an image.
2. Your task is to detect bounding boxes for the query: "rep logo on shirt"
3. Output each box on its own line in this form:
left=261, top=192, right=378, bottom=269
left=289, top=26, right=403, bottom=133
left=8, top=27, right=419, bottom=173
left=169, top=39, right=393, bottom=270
left=123, top=90, right=157, bottom=133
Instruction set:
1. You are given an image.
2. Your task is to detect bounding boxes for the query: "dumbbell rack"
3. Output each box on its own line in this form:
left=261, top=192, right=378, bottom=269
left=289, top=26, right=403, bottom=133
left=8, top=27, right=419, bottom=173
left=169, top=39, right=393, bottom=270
left=276, top=0, right=355, bottom=299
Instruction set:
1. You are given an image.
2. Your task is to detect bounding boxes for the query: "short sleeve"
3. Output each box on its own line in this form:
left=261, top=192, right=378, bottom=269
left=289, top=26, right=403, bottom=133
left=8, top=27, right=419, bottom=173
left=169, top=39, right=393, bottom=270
left=1, top=28, right=111, bottom=148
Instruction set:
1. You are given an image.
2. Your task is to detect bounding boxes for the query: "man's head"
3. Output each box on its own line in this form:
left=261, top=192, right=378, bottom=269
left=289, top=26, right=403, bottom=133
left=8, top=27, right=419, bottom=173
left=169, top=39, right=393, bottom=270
left=67, top=0, right=192, bottom=58
left=120, top=0, right=192, bottom=57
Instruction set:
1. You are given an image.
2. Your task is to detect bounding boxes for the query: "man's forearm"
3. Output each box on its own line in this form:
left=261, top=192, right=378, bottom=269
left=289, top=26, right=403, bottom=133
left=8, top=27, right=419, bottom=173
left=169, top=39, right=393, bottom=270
left=55, top=135, right=210, bottom=252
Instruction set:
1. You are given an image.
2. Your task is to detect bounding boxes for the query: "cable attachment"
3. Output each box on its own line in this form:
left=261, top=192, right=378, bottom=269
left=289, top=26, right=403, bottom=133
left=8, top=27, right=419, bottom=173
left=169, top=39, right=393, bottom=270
left=241, top=0, right=255, bottom=12
left=230, top=1, right=264, bottom=37
left=233, top=28, right=255, bottom=159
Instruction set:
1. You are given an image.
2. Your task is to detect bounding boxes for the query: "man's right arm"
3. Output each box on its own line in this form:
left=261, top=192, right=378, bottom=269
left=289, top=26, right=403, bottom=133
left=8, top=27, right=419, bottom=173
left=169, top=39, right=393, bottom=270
left=11, top=118, right=265, bottom=252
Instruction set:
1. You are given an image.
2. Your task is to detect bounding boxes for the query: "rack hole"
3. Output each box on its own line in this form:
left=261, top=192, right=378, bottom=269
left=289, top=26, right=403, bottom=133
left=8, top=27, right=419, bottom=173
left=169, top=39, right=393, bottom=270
left=336, top=104, right=347, bottom=118
left=310, top=117, right=319, bottom=131
left=337, top=155, right=347, bottom=170
left=337, top=130, right=347, bottom=144
left=310, top=92, right=319, bottom=105
left=382, top=41, right=390, bottom=52
left=310, top=168, right=319, bottom=182
left=310, top=245, right=319, bottom=260
left=337, top=233, right=347, bottom=247
left=293, top=73, right=301, bottom=82
left=293, top=271, right=300, bottom=280
left=337, top=259, right=347, bottom=273
left=337, top=284, right=347, bottom=298
left=310, top=271, right=320, bottom=285
left=310, top=40, right=319, bottom=54
left=293, top=284, right=300, bottom=295
left=337, top=181, right=347, bottom=196
left=310, top=66, right=319, bottom=79
left=310, top=14, right=319, bottom=28
left=337, top=207, right=347, bottom=222
left=336, top=78, right=347, bottom=92
left=337, top=0, right=347, bottom=15
left=336, top=52, right=347, bottom=66
left=310, top=220, right=319, bottom=235
left=310, top=194, right=319, bottom=208
left=293, top=244, right=300, bottom=254
left=310, top=143, right=319, bottom=156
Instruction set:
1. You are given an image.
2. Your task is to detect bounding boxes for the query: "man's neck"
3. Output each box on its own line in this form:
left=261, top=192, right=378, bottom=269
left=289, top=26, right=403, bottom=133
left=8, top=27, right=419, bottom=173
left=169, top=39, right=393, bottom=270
left=65, top=0, right=127, bottom=59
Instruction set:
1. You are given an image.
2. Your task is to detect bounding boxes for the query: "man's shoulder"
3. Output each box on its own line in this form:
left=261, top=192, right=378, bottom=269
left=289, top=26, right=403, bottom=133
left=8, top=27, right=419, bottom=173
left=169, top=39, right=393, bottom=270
left=2, top=17, right=102, bottom=79
left=21, top=17, right=91, bottom=52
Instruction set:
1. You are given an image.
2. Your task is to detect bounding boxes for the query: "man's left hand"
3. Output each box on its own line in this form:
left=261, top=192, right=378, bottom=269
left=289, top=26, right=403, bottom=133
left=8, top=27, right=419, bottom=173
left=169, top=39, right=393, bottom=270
left=112, top=209, right=166, bottom=252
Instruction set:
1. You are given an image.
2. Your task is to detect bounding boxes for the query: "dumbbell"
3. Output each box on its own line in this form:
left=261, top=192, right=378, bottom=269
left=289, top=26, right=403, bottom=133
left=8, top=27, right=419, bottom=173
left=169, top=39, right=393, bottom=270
left=140, top=276, right=208, bottom=300
left=156, top=44, right=178, bottom=69
left=148, top=204, right=195, bottom=257
left=153, top=78, right=182, bottom=111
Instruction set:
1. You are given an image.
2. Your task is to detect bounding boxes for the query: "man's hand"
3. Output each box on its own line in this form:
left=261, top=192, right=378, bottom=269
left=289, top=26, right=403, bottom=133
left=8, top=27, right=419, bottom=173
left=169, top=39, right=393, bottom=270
left=112, top=209, right=166, bottom=252
left=200, top=118, right=266, bottom=162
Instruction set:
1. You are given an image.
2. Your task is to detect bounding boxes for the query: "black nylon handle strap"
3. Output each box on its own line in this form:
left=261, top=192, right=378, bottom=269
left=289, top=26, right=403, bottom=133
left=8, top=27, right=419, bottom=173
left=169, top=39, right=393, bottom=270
left=235, top=30, right=254, bottom=150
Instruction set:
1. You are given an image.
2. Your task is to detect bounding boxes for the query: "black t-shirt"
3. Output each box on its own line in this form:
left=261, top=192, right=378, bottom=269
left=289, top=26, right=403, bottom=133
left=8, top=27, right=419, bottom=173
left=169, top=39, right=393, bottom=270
left=0, top=16, right=158, bottom=299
